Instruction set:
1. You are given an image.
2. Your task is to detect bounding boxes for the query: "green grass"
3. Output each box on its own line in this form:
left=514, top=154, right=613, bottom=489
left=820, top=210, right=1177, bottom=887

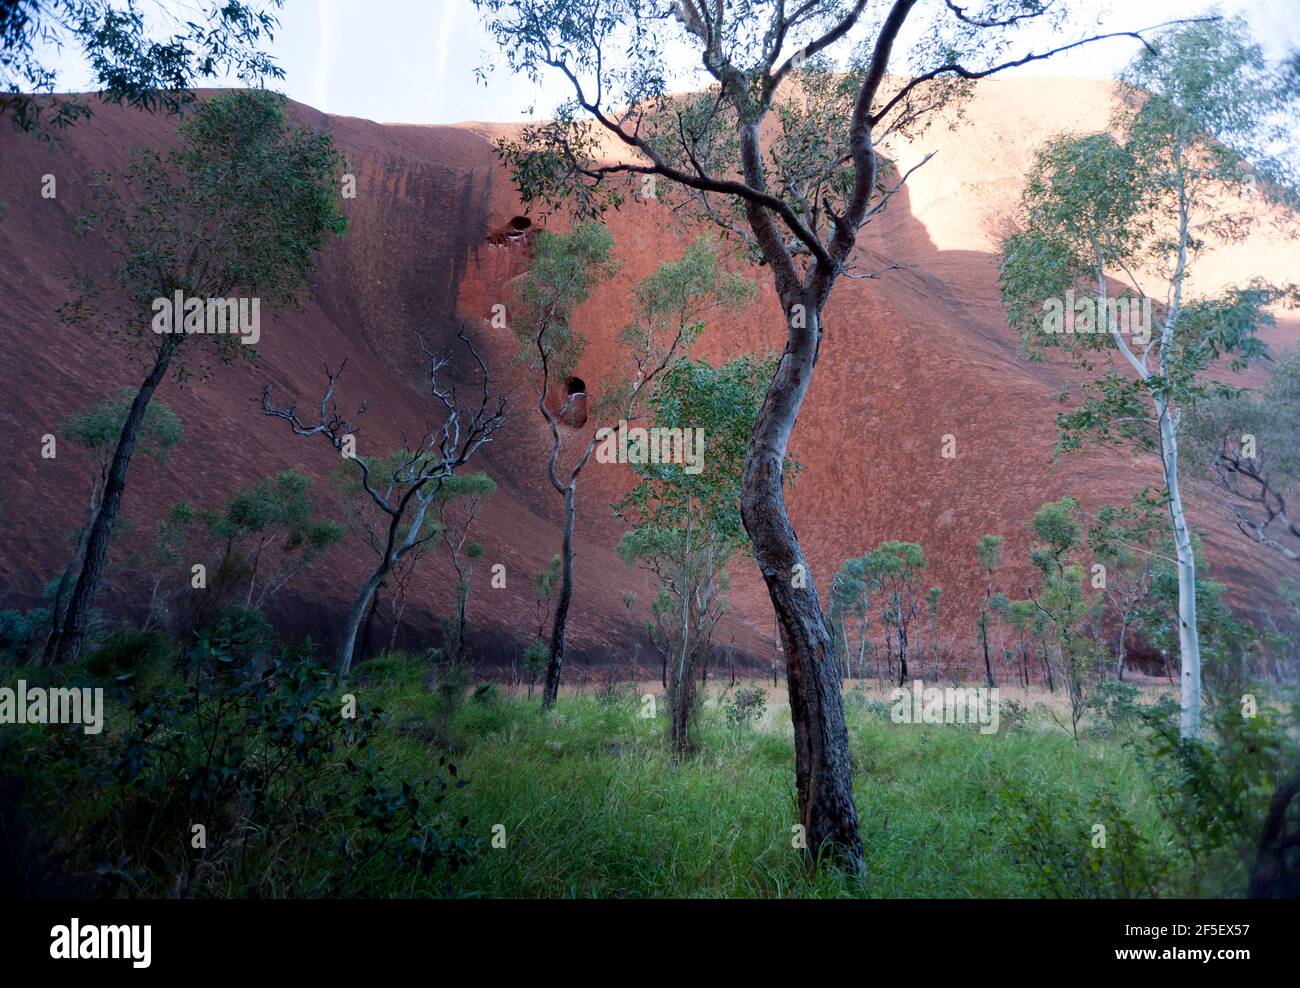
left=2, top=645, right=1211, bottom=899
left=356, top=670, right=1167, bottom=898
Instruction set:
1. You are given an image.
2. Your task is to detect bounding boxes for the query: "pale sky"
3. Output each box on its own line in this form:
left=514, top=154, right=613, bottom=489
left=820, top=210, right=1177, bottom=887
left=35, top=0, right=1300, bottom=126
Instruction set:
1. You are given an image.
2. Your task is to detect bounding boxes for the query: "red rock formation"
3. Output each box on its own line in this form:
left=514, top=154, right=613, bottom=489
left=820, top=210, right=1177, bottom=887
left=0, top=79, right=1295, bottom=673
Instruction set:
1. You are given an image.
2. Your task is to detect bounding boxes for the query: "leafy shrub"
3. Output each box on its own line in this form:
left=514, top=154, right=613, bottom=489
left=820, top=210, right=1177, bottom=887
left=456, top=684, right=514, bottom=738
left=997, top=698, right=1029, bottom=733
left=1129, top=697, right=1297, bottom=896
left=521, top=638, right=548, bottom=697
left=1000, top=778, right=1168, bottom=897
left=85, top=626, right=174, bottom=684
left=432, top=652, right=471, bottom=713
left=724, top=687, right=767, bottom=730
left=1087, top=679, right=1142, bottom=735
left=16, top=650, right=476, bottom=897
left=0, top=607, right=49, bottom=658
left=354, top=650, right=423, bottom=688
left=845, top=685, right=892, bottom=721
left=194, top=603, right=276, bottom=668
left=471, top=682, right=500, bottom=705
left=595, top=677, right=635, bottom=708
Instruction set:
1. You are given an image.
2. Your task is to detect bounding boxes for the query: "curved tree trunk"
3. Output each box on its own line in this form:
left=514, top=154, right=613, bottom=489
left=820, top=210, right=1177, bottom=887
left=741, top=298, right=864, bottom=876
left=55, top=341, right=178, bottom=663
left=541, top=486, right=576, bottom=709
left=338, top=567, right=387, bottom=678
left=1249, top=765, right=1300, bottom=899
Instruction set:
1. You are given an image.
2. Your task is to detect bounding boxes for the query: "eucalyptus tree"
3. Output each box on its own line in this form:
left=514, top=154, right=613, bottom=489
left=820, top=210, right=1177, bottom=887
left=139, top=500, right=195, bottom=632
left=829, top=555, right=871, bottom=681
left=616, top=353, right=778, bottom=757
left=514, top=228, right=751, bottom=708
left=1026, top=497, right=1099, bottom=739
left=52, top=90, right=347, bottom=662
left=475, top=0, right=1201, bottom=870
left=865, top=541, right=925, bottom=686
left=922, top=585, right=941, bottom=679
left=974, top=534, right=1002, bottom=687
left=512, top=223, right=612, bottom=706
left=1, top=0, right=284, bottom=138
left=203, top=470, right=344, bottom=608
left=43, top=391, right=181, bottom=658
left=262, top=334, right=507, bottom=678
left=999, top=18, right=1300, bottom=738
left=1086, top=490, right=1164, bottom=680
left=434, top=472, right=497, bottom=661
left=1004, top=598, right=1040, bottom=688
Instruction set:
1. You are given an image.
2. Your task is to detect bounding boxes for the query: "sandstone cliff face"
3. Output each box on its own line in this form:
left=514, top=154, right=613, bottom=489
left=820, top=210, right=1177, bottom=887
left=0, top=78, right=1295, bottom=673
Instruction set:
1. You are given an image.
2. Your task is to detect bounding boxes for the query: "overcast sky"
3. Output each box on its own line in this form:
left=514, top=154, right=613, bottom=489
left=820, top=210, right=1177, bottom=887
left=37, top=0, right=1300, bottom=125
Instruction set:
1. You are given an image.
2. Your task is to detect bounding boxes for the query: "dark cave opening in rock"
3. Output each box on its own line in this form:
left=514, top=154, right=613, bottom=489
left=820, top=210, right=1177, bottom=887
left=560, top=376, right=588, bottom=428
left=486, top=215, right=535, bottom=247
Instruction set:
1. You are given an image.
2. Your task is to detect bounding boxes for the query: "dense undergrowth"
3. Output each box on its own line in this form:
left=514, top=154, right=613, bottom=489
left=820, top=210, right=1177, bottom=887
left=1, top=635, right=1294, bottom=899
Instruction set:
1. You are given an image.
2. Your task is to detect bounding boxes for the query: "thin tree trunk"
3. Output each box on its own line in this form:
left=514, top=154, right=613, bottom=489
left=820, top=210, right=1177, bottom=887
left=874, top=628, right=883, bottom=691
left=670, top=508, right=694, bottom=759
left=456, top=578, right=471, bottom=661
left=1116, top=613, right=1129, bottom=682
left=360, top=582, right=381, bottom=662
left=980, top=616, right=996, bottom=689
left=541, top=486, right=576, bottom=708
left=56, top=341, right=178, bottom=662
left=388, top=595, right=406, bottom=653
left=339, top=567, right=387, bottom=678
left=142, top=572, right=164, bottom=631
left=1160, top=405, right=1201, bottom=739
left=42, top=482, right=98, bottom=660
left=246, top=539, right=267, bottom=607
left=931, top=614, right=939, bottom=679
left=740, top=298, right=864, bottom=875
left=915, top=615, right=923, bottom=683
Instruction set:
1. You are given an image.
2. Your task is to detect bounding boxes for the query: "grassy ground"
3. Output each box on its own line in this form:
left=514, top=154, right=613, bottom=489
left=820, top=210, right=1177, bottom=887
left=356, top=661, right=1171, bottom=898
left=6, top=642, right=1238, bottom=899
